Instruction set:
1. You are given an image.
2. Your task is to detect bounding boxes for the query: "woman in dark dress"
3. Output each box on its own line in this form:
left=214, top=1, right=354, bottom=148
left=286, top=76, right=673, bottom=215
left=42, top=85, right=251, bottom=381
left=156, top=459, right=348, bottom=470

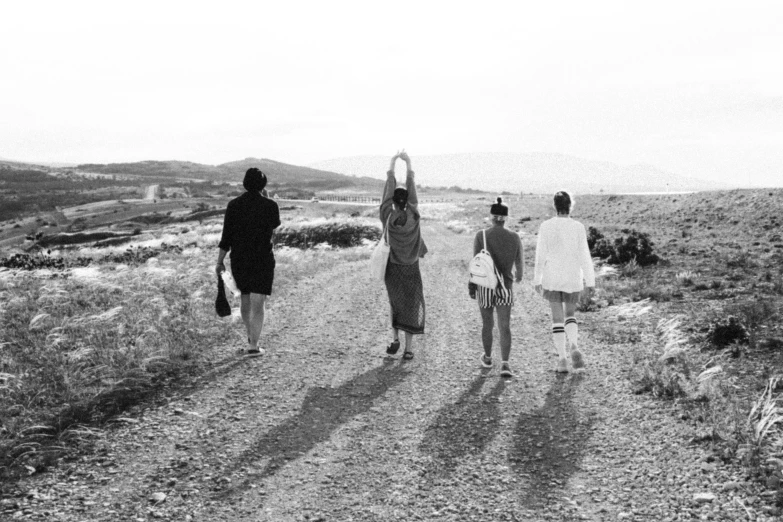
left=215, top=168, right=281, bottom=356
left=380, top=151, right=427, bottom=359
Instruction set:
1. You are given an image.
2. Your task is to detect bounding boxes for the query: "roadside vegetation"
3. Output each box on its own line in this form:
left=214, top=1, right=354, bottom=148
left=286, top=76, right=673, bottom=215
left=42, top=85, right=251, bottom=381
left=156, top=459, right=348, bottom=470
left=567, top=190, right=783, bottom=505
left=2, top=186, right=782, bottom=507
left=0, top=206, right=380, bottom=480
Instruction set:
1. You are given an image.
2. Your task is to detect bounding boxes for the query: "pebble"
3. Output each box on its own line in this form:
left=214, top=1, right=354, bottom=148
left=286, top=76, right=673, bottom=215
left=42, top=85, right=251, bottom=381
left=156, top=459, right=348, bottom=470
left=148, top=492, right=167, bottom=503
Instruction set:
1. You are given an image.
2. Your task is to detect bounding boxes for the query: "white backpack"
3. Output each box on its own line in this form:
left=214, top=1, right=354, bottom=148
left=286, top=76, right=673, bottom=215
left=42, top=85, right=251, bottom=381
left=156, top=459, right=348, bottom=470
left=469, top=229, right=506, bottom=290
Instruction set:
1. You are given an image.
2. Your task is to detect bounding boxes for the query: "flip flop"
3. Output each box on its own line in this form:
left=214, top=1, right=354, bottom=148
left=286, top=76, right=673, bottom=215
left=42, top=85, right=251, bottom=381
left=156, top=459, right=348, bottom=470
left=386, top=340, right=401, bottom=355
left=402, top=350, right=414, bottom=360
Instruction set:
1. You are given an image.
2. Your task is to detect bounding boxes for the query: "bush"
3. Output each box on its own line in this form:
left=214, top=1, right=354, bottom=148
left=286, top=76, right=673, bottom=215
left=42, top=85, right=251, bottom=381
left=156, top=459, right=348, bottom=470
left=276, top=221, right=381, bottom=249
left=0, top=253, right=92, bottom=270
left=587, top=226, right=604, bottom=252
left=589, top=227, right=658, bottom=266
left=610, top=229, right=659, bottom=266
left=707, top=315, right=749, bottom=347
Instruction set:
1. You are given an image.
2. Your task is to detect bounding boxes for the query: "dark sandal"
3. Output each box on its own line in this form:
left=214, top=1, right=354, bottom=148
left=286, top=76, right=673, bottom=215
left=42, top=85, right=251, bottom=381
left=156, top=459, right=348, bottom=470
left=386, top=340, right=401, bottom=355
left=402, top=350, right=414, bottom=360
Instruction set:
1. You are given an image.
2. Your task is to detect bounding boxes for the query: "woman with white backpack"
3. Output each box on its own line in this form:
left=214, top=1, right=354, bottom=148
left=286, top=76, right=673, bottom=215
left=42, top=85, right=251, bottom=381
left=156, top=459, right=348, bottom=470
left=468, top=197, right=523, bottom=378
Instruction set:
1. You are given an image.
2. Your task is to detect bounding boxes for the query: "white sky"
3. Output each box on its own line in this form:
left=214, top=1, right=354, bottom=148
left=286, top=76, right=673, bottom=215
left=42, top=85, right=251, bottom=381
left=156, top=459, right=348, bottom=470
left=1, top=0, right=782, bottom=187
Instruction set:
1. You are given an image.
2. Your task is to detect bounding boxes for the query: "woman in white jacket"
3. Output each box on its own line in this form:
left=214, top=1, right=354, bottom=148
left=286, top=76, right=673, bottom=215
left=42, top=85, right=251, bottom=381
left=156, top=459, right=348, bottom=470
left=534, top=191, right=595, bottom=372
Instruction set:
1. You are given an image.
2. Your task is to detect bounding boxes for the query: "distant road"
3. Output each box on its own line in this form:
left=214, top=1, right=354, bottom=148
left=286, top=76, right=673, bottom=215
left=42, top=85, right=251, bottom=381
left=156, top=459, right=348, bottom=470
left=144, top=185, right=160, bottom=200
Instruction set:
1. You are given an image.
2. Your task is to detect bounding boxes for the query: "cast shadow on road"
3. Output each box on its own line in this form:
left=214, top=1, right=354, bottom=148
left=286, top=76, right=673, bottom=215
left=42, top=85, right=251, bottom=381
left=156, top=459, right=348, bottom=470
left=418, top=373, right=506, bottom=477
left=216, top=358, right=411, bottom=496
left=509, top=373, right=595, bottom=507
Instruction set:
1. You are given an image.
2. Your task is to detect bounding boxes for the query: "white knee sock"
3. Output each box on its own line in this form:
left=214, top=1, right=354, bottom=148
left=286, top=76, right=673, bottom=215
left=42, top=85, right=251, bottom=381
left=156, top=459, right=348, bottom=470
left=565, top=317, right=578, bottom=351
left=552, top=323, right=567, bottom=358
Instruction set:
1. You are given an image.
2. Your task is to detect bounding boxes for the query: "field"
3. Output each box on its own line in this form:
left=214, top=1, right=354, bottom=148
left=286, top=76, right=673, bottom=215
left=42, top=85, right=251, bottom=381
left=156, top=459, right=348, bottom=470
left=1, top=188, right=783, bottom=520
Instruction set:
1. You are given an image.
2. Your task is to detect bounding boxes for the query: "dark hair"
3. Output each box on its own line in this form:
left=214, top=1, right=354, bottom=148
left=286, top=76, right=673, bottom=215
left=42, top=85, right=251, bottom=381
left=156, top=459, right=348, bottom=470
left=490, top=196, right=508, bottom=216
left=554, top=191, right=571, bottom=214
left=393, top=188, right=408, bottom=210
left=243, top=167, right=267, bottom=192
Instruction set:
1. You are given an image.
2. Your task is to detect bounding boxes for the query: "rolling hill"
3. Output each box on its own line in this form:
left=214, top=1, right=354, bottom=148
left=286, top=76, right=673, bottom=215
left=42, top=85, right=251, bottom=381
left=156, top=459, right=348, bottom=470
left=72, top=158, right=383, bottom=192
left=309, top=152, right=735, bottom=194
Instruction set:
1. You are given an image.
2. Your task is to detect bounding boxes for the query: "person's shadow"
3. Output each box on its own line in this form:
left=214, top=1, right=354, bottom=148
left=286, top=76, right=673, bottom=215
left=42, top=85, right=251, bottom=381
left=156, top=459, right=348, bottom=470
left=419, top=374, right=506, bottom=478
left=216, top=358, right=410, bottom=496
left=510, top=373, right=595, bottom=507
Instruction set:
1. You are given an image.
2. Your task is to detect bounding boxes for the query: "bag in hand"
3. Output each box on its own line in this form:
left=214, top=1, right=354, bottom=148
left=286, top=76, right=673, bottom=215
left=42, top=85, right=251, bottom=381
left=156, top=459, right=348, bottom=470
left=215, top=274, right=232, bottom=317
left=369, top=216, right=391, bottom=282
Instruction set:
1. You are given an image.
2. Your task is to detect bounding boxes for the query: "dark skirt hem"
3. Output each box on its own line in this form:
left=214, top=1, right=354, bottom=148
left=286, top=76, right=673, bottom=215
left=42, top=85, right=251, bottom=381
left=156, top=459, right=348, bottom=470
left=385, top=261, right=425, bottom=335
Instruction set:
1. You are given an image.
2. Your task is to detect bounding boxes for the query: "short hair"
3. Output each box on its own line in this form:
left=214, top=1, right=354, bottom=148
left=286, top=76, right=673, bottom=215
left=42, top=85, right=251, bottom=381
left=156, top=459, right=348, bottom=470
left=553, top=191, right=572, bottom=214
left=393, top=187, right=408, bottom=210
left=243, top=167, right=267, bottom=192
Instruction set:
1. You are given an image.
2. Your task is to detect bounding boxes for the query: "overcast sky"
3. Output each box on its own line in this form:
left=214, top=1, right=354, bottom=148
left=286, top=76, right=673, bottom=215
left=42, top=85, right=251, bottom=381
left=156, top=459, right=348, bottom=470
left=1, top=0, right=781, bottom=187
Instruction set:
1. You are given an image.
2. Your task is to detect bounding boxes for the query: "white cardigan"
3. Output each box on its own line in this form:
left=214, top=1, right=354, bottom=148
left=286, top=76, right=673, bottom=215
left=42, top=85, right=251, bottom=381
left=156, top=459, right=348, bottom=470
left=534, top=216, right=596, bottom=292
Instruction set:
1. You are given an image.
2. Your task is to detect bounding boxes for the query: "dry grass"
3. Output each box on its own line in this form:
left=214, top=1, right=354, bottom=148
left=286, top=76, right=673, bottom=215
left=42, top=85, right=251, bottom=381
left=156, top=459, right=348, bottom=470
left=0, top=214, right=375, bottom=477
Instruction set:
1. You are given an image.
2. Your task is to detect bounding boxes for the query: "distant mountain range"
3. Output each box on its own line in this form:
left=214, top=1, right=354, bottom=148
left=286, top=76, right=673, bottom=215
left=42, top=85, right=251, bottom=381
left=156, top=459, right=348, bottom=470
left=310, top=152, right=734, bottom=194
left=2, top=153, right=734, bottom=194
left=23, top=158, right=383, bottom=193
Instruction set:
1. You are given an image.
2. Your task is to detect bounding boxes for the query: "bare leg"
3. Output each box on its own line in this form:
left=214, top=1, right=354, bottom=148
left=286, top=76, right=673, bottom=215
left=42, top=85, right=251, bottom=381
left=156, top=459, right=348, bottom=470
left=549, top=301, right=565, bottom=324
left=241, top=293, right=267, bottom=349
left=479, top=305, right=495, bottom=358
left=390, top=305, right=399, bottom=342
left=404, top=331, right=414, bottom=353
left=496, top=304, right=512, bottom=363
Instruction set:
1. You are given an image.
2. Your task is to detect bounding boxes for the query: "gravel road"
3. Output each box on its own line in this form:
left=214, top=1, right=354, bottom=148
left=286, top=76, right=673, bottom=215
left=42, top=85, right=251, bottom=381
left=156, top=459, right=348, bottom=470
left=3, top=223, right=779, bottom=521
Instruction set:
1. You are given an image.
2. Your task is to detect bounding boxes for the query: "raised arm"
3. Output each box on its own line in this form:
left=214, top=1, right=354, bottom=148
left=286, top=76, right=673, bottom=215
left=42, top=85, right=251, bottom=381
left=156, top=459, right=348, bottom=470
left=399, top=151, right=418, bottom=208
left=380, top=153, right=399, bottom=223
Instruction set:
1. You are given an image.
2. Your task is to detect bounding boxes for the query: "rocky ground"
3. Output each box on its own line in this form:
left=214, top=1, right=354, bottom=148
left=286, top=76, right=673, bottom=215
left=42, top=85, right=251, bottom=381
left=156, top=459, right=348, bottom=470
left=2, top=222, right=780, bottom=521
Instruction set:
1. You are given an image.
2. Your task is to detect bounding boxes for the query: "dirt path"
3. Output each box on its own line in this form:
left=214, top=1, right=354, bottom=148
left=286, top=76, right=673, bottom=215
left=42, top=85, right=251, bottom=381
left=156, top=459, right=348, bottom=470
left=5, top=224, right=778, bottom=521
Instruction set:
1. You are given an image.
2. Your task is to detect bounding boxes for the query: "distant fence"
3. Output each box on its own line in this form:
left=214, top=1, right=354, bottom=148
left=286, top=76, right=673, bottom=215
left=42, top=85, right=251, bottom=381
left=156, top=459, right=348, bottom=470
left=319, top=195, right=381, bottom=203
left=277, top=195, right=459, bottom=204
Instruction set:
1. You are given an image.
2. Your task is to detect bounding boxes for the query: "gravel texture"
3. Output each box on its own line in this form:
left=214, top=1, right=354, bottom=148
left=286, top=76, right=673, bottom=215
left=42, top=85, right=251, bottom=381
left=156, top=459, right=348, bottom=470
left=2, top=223, right=779, bottom=521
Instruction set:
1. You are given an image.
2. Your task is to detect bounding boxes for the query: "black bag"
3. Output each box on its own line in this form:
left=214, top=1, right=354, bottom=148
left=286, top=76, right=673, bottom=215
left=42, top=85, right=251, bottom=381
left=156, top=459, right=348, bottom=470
left=215, top=274, right=231, bottom=317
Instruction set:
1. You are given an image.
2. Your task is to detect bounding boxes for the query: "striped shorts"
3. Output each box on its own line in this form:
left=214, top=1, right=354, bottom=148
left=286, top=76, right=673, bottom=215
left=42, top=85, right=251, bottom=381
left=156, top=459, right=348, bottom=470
left=476, top=286, right=513, bottom=309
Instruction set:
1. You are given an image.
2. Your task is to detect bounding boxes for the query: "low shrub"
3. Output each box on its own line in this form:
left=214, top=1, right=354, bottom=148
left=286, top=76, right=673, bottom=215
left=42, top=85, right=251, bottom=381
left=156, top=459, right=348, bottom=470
left=633, top=318, right=694, bottom=399
left=100, top=244, right=184, bottom=265
left=37, top=231, right=133, bottom=248
left=707, top=315, right=749, bottom=348
left=276, top=220, right=381, bottom=249
left=588, top=227, right=658, bottom=266
left=610, top=229, right=659, bottom=266
left=0, top=253, right=92, bottom=270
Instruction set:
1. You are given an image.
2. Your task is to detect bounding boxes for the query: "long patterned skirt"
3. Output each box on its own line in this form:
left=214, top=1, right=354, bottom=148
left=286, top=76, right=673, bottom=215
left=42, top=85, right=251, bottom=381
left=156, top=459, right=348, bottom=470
left=385, top=260, right=425, bottom=334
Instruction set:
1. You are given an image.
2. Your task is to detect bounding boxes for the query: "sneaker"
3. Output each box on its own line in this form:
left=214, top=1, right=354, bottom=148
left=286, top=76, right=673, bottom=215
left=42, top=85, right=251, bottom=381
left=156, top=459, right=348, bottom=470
left=571, top=348, right=585, bottom=370
left=246, top=348, right=264, bottom=357
left=556, top=357, right=569, bottom=373
left=500, top=362, right=514, bottom=378
left=480, top=354, right=493, bottom=368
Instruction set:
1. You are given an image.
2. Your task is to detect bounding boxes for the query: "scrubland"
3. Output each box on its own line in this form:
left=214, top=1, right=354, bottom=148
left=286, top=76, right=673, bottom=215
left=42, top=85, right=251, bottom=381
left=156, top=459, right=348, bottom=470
left=1, top=189, right=782, bottom=518
left=0, top=203, right=381, bottom=479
